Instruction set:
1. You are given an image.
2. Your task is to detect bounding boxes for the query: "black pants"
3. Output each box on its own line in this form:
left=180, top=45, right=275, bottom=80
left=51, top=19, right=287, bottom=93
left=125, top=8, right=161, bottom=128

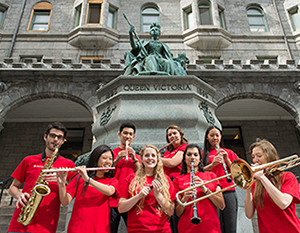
left=219, top=191, right=238, bottom=233
left=110, top=207, right=128, bottom=233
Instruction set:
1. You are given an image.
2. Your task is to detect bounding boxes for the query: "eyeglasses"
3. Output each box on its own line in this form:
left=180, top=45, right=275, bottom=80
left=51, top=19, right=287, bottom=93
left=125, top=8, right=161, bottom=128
left=48, top=133, right=64, bottom=140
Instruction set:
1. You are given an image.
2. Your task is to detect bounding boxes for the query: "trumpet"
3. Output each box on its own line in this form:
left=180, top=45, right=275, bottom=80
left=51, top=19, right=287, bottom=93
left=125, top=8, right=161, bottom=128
left=42, top=167, right=115, bottom=173
left=176, top=154, right=300, bottom=207
left=215, top=144, right=232, bottom=183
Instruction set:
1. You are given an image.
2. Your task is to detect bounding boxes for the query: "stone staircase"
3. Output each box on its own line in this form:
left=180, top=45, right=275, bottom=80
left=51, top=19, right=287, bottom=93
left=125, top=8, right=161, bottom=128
left=0, top=189, right=68, bottom=233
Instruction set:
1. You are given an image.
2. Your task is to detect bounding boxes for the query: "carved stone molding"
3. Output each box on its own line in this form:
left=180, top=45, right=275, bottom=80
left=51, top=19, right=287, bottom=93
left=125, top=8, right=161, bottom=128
left=199, top=101, right=215, bottom=125
left=0, top=82, right=7, bottom=93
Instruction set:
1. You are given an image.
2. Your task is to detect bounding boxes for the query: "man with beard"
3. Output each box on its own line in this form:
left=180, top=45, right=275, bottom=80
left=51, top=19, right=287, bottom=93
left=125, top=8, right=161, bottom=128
left=7, top=121, right=75, bottom=233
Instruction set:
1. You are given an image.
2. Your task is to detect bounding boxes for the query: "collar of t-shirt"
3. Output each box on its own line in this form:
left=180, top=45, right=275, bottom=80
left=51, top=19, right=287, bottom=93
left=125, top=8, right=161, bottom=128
left=42, top=150, right=60, bottom=163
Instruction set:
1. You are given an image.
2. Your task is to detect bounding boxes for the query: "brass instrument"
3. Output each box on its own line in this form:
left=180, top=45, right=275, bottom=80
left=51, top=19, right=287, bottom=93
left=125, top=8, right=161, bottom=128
left=42, top=167, right=115, bottom=173
left=176, top=154, right=300, bottom=207
left=190, top=161, right=201, bottom=224
left=18, top=145, right=59, bottom=225
left=215, top=144, right=232, bottom=183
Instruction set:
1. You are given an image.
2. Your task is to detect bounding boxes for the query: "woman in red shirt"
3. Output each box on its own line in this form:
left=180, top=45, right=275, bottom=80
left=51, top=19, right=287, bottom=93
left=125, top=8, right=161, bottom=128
left=57, top=145, right=118, bottom=233
left=161, top=125, right=189, bottom=180
left=245, top=139, right=300, bottom=233
left=202, top=125, right=238, bottom=233
left=118, top=144, right=175, bottom=233
left=174, top=144, right=225, bottom=233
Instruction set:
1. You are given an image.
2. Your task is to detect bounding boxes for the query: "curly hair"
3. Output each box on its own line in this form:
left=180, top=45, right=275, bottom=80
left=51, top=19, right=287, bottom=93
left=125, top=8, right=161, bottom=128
left=129, top=144, right=172, bottom=215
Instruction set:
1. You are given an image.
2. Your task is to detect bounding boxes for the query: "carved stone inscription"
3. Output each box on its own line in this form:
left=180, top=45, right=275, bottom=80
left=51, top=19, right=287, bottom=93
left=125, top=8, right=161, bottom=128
left=103, top=82, right=210, bottom=100
left=123, top=83, right=192, bottom=91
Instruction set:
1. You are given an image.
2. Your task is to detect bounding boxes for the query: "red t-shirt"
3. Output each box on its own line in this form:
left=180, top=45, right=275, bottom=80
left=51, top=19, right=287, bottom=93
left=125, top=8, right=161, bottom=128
left=252, top=172, right=300, bottom=233
left=119, top=173, right=176, bottom=233
left=66, top=175, right=118, bottom=233
left=8, top=153, right=75, bottom=233
left=163, top=143, right=188, bottom=179
left=173, top=171, right=221, bottom=233
left=110, top=147, right=140, bottom=208
left=205, top=148, right=238, bottom=191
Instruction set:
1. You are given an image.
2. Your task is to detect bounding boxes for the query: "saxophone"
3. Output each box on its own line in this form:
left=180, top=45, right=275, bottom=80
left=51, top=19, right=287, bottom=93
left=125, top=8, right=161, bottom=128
left=17, top=145, right=59, bottom=226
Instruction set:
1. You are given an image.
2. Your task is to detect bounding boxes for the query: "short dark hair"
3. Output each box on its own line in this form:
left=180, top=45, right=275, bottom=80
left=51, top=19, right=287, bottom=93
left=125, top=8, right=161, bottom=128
left=119, top=122, right=136, bottom=134
left=44, top=122, right=67, bottom=138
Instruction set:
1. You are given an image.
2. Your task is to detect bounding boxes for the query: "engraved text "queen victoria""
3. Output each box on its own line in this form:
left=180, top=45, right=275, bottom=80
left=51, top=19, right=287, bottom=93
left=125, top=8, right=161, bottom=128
left=123, top=84, right=191, bottom=91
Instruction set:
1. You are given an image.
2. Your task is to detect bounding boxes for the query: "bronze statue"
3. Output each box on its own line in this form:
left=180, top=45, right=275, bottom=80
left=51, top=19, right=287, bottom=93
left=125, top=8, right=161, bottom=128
left=124, top=15, right=189, bottom=76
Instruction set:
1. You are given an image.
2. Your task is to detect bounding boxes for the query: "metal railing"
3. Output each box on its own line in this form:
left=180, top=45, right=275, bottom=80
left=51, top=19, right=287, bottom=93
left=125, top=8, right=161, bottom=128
left=0, top=177, right=13, bottom=206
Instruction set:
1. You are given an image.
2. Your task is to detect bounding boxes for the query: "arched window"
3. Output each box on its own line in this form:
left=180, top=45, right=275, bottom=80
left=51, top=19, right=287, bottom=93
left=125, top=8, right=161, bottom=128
left=28, top=2, right=52, bottom=31
left=198, top=1, right=212, bottom=25
left=141, top=6, right=159, bottom=32
left=247, top=6, right=268, bottom=32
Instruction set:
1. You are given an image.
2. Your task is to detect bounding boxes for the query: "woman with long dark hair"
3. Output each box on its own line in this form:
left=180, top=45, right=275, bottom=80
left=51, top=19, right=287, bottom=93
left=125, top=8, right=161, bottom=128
left=57, top=144, right=118, bottom=233
left=245, top=139, right=300, bottom=232
left=174, top=144, right=225, bottom=233
left=202, top=126, right=238, bottom=233
left=118, top=144, right=175, bottom=232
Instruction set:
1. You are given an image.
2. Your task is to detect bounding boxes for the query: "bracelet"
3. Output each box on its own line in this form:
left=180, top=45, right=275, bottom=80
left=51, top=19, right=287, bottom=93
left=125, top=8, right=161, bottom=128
left=204, top=188, right=211, bottom=195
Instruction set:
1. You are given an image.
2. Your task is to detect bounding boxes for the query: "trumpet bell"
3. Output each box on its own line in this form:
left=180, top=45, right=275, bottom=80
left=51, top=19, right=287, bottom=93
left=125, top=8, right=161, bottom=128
left=231, top=159, right=253, bottom=189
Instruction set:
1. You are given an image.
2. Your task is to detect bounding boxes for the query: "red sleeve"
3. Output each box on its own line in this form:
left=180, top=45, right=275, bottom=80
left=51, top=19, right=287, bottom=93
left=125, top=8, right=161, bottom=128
left=109, top=177, right=119, bottom=199
left=281, top=172, right=300, bottom=204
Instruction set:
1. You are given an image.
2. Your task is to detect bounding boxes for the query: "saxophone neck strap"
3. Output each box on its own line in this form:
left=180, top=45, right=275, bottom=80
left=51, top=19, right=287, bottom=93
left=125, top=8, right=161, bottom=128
left=42, top=151, right=60, bottom=163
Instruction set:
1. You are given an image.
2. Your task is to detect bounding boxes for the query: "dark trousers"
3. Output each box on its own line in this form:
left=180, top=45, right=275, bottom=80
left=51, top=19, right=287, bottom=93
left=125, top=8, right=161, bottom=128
left=110, top=207, right=128, bottom=233
left=219, top=191, right=238, bottom=233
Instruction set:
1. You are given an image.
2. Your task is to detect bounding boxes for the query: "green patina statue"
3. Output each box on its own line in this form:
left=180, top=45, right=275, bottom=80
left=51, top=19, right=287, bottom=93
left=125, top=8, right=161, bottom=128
left=124, top=16, right=189, bottom=76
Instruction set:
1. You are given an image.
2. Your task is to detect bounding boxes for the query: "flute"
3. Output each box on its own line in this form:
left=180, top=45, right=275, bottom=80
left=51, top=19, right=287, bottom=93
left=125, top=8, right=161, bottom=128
left=215, top=144, right=232, bottom=183
left=42, top=167, right=115, bottom=173
left=159, top=137, right=179, bottom=152
left=125, top=140, right=129, bottom=161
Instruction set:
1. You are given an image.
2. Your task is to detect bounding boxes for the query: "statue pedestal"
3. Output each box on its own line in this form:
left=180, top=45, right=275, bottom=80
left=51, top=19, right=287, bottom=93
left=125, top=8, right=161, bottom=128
left=92, top=75, right=221, bottom=150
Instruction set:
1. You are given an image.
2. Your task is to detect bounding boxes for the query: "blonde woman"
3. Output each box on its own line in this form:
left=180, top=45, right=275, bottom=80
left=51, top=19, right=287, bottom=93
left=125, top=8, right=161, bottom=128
left=118, top=144, right=175, bottom=232
left=245, top=139, right=300, bottom=233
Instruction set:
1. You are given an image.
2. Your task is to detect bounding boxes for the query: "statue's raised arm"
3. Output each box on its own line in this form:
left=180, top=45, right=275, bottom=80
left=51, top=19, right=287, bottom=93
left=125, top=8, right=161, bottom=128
left=123, top=16, right=189, bottom=76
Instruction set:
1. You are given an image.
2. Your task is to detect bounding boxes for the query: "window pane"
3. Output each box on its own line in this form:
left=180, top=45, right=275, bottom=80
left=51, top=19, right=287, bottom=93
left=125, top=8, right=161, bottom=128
left=74, top=5, right=82, bottom=27
left=143, top=24, right=150, bottom=32
left=108, top=11, right=114, bottom=28
left=143, top=15, right=159, bottom=24
left=250, top=25, right=265, bottom=32
left=291, top=11, right=300, bottom=30
left=248, top=17, right=264, bottom=25
left=34, top=14, right=50, bottom=23
left=32, top=24, right=48, bottom=30
left=143, top=8, right=158, bottom=14
left=0, top=11, right=3, bottom=23
left=247, top=9, right=262, bottom=15
left=200, top=8, right=211, bottom=25
left=187, top=11, right=194, bottom=28
left=88, top=4, right=101, bottom=23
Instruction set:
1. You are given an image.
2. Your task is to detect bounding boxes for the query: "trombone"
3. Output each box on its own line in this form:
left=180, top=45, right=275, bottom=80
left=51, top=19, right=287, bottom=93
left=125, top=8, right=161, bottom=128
left=176, top=154, right=300, bottom=207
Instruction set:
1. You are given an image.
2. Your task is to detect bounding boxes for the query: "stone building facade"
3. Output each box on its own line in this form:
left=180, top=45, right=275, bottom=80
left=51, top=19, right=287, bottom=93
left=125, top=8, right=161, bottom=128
left=0, top=0, right=300, bottom=183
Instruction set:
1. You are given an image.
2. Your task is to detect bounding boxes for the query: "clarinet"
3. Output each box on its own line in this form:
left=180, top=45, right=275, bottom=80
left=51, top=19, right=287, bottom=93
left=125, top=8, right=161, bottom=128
left=215, top=144, right=232, bottom=183
left=190, top=161, right=201, bottom=224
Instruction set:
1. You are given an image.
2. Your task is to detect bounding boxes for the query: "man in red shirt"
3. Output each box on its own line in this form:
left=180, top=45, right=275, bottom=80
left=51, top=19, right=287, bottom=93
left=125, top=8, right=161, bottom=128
left=110, top=122, right=140, bottom=233
left=7, top=122, right=75, bottom=233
